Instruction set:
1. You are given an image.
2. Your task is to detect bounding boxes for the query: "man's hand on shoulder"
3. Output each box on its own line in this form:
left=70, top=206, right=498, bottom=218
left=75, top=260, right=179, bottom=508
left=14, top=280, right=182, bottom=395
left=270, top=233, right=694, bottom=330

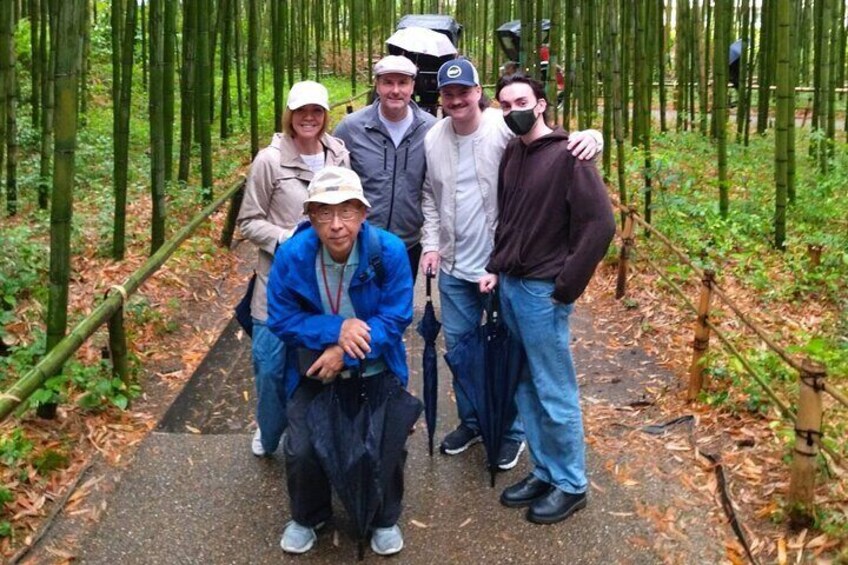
left=567, top=130, right=603, bottom=161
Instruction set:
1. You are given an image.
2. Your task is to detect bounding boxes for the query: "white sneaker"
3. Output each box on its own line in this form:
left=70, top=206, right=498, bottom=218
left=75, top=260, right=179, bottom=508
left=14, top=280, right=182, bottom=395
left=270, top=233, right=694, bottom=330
left=280, top=521, right=317, bottom=554
left=370, top=524, right=404, bottom=556
left=251, top=429, right=266, bottom=457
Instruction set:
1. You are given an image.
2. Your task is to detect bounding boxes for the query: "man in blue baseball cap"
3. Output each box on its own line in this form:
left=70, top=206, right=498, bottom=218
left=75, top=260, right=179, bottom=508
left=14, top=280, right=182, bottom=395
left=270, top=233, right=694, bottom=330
left=420, top=58, right=603, bottom=470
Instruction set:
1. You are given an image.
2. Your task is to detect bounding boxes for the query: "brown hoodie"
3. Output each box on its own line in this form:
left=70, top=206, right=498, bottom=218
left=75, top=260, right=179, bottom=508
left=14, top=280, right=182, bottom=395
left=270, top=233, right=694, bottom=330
left=486, top=127, right=616, bottom=305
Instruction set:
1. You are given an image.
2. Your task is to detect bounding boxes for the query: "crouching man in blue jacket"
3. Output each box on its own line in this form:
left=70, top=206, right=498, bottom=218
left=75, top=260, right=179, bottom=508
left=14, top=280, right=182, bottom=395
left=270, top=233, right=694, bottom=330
left=266, top=166, right=414, bottom=556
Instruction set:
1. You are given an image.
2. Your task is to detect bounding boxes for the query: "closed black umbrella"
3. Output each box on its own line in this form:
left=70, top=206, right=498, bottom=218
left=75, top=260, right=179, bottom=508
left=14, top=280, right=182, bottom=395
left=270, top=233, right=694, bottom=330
left=307, top=371, right=422, bottom=560
left=416, top=271, right=441, bottom=456
left=444, top=291, right=525, bottom=487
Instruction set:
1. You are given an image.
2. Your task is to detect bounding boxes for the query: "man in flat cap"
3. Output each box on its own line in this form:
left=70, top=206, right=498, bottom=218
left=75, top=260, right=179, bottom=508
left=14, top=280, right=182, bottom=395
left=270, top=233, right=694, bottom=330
left=334, top=55, right=437, bottom=280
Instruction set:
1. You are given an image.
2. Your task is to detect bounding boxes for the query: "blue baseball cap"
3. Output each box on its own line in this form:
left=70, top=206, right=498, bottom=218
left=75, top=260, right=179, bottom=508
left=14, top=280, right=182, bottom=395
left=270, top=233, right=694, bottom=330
left=437, top=58, right=480, bottom=89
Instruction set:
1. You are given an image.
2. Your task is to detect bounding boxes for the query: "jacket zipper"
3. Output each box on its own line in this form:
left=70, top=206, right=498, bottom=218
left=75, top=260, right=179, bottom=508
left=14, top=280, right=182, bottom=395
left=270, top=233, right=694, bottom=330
left=382, top=138, right=388, bottom=170
left=386, top=150, right=398, bottom=231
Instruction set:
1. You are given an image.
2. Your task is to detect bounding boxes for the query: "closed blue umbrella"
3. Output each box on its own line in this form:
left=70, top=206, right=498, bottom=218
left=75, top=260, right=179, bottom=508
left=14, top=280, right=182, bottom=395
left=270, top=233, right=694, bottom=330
left=729, top=40, right=744, bottom=89
left=729, top=39, right=743, bottom=65
left=444, top=291, right=525, bottom=487
left=416, top=271, right=441, bottom=456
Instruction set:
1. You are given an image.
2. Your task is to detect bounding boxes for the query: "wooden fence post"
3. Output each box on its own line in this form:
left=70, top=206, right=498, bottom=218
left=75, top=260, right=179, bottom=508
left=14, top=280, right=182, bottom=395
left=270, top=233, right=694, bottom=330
left=788, top=358, right=826, bottom=525
left=615, top=207, right=635, bottom=299
left=107, top=305, right=129, bottom=386
left=688, top=270, right=714, bottom=400
left=806, top=244, right=823, bottom=267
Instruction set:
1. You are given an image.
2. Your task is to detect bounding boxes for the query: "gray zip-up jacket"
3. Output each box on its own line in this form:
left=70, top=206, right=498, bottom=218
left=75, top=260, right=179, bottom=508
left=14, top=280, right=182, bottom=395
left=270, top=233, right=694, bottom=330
left=333, top=100, right=437, bottom=248
left=237, top=132, right=349, bottom=321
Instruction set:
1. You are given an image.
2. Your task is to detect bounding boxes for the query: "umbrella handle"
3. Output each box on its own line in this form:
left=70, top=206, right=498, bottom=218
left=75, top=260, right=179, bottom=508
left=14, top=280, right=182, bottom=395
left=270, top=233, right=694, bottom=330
left=425, top=268, right=434, bottom=299
left=485, top=289, right=500, bottom=324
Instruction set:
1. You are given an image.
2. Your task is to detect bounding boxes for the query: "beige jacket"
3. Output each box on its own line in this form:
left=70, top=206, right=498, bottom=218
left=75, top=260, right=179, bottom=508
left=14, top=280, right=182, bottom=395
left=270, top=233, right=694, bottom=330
left=237, top=132, right=349, bottom=321
left=420, top=108, right=512, bottom=272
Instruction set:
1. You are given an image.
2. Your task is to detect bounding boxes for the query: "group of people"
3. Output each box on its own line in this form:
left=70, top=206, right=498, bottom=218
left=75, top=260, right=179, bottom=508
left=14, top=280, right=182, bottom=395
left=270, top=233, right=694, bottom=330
left=236, top=53, right=615, bottom=557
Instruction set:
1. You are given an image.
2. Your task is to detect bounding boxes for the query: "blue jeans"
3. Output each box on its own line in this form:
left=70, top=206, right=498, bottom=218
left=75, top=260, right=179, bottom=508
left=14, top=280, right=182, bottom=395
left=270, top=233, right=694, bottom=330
left=439, top=272, right=523, bottom=441
left=498, top=275, right=587, bottom=494
left=252, top=320, right=288, bottom=453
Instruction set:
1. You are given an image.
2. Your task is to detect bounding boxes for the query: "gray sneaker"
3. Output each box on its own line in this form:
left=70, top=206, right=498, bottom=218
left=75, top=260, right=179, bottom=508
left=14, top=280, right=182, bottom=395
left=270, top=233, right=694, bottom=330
left=280, top=521, right=317, bottom=554
left=370, top=524, right=404, bottom=556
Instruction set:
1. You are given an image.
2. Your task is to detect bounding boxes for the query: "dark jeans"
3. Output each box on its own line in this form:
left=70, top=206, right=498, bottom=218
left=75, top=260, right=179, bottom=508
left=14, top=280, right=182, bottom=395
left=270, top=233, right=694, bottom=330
left=285, top=378, right=407, bottom=528
left=406, top=242, right=422, bottom=284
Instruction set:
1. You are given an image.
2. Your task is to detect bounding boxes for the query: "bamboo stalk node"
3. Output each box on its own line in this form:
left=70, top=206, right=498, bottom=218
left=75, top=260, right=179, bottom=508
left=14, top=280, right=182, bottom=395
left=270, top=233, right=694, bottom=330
left=109, top=284, right=129, bottom=304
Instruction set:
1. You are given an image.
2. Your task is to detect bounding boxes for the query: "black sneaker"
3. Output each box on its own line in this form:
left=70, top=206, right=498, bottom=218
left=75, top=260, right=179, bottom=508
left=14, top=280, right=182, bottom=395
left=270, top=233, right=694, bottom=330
left=496, top=440, right=525, bottom=470
left=439, top=425, right=482, bottom=455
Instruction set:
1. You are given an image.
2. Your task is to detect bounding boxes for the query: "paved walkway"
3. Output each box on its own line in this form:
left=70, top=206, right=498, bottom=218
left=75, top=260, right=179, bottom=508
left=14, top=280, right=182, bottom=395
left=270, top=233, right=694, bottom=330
left=30, top=277, right=730, bottom=564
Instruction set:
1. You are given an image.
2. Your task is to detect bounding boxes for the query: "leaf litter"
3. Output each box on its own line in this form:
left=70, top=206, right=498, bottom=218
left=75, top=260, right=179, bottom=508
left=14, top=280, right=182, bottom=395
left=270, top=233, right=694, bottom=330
left=1, top=180, right=250, bottom=560
left=581, top=256, right=848, bottom=562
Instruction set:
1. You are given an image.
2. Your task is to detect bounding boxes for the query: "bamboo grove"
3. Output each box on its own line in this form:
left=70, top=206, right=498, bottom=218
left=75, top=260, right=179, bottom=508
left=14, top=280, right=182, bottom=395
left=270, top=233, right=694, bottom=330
left=0, top=0, right=846, bottom=398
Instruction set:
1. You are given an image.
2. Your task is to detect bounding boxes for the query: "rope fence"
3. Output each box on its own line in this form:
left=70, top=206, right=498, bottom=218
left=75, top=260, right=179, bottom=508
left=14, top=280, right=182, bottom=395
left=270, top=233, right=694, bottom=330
left=2, top=86, right=374, bottom=422
left=0, top=178, right=246, bottom=422
left=612, top=199, right=847, bottom=523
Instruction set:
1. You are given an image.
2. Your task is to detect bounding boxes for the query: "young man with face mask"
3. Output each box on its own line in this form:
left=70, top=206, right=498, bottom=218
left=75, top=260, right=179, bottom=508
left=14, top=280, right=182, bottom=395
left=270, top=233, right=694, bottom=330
left=479, top=74, right=615, bottom=525
left=420, top=59, right=602, bottom=469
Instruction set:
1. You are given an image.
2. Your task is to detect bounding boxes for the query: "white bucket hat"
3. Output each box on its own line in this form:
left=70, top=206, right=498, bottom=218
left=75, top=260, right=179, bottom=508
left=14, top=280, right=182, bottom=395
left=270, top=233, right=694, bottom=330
left=303, top=166, right=372, bottom=213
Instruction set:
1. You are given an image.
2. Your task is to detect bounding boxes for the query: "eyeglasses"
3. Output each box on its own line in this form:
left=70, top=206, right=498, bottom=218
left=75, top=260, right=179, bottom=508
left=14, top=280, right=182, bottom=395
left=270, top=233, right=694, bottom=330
left=310, top=205, right=361, bottom=224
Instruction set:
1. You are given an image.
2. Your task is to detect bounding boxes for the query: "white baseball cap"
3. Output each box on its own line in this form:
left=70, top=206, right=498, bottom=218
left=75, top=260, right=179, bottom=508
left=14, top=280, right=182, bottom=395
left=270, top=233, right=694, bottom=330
left=373, top=55, right=418, bottom=78
left=303, top=166, right=372, bottom=213
left=286, top=81, right=330, bottom=110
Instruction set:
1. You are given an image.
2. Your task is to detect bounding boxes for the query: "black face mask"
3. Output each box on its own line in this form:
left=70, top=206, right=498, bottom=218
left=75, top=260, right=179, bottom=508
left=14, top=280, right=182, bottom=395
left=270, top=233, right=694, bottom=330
left=504, top=107, right=538, bottom=136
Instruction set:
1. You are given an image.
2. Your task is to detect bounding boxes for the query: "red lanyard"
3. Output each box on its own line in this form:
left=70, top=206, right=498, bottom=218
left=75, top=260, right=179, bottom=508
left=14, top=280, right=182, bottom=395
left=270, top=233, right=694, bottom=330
left=320, top=253, right=346, bottom=315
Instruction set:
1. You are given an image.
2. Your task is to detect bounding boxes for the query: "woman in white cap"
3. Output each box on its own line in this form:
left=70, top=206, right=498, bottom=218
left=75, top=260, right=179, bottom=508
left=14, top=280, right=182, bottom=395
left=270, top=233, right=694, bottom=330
left=237, top=81, right=350, bottom=457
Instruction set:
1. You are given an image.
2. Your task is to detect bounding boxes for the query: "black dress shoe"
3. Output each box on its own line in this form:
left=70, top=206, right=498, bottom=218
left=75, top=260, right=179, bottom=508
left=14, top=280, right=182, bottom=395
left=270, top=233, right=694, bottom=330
left=527, top=488, right=587, bottom=524
left=500, top=474, right=553, bottom=508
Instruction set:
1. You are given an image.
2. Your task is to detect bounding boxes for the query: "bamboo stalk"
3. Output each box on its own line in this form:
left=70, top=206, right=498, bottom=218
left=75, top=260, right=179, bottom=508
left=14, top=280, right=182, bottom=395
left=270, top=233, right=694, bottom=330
left=615, top=207, right=635, bottom=299
left=0, top=178, right=245, bottom=422
left=788, top=358, right=825, bottom=526
left=822, top=382, right=848, bottom=410
left=107, top=306, right=128, bottom=385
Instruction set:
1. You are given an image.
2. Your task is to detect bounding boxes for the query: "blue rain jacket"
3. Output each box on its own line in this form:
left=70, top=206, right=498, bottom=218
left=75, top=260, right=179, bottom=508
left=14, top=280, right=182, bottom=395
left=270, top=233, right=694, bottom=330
left=266, top=221, right=414, bottom=397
